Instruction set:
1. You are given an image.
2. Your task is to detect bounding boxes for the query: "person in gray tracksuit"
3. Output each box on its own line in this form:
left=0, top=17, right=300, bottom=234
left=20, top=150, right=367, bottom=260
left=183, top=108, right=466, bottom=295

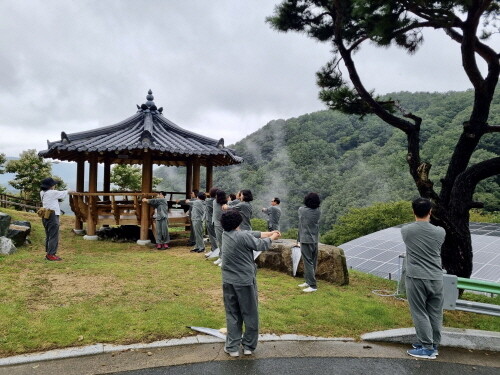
left=205, top=187, right=218, bottom=251
left=402, top=197, right=446, bottom=359
left=187, top=190, right=198, bottom=246
left=227, top=189, right=253, bottom=231
left=143, top=191, right=170, bottom=250
left=178, top=192, right=206, bottom=252
left=220, top=209, right=280, bottom=356
left=213, top=190, right=227, bottom=251
left=262, top=197, right=281, bottom=231
left=297, top=192, right=321, bottom=292
left=228, top=192, right=240, bottom=207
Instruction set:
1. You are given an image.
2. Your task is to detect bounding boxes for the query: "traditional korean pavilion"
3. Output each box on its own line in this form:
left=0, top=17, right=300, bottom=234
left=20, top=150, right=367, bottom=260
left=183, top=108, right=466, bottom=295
left=39, top=90, right=242, bottom=244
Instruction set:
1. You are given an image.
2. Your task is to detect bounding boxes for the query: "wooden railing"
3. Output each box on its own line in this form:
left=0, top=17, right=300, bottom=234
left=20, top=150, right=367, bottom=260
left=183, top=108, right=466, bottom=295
left=69, top=192, right=191, bottom=228
left=0, top=193, right=42, bottom=211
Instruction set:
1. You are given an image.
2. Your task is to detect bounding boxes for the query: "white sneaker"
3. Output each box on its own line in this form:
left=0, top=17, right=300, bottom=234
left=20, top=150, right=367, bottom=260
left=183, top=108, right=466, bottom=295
left=207, top=248, right=220, bottom=259
left=224, top=347, right=239, bottom=357
left=298, top=282, right=309, bottom=288
left=302, top=287, right=317, bottom=293
left=218, top=262, right=222, bottom=267
left=204, top=250, right=213, bottom=258
left=243, top=349, right=253, bottom=355
left=214, top=258, right=222, bottom=265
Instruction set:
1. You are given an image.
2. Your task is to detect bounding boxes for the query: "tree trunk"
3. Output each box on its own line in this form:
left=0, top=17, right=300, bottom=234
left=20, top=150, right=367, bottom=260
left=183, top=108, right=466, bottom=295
left=438, top=215, right=472, bottom=278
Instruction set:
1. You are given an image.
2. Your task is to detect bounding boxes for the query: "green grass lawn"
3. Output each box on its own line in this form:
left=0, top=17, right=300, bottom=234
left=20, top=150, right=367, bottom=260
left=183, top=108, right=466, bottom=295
left=0, top=208, right=498, bottom=356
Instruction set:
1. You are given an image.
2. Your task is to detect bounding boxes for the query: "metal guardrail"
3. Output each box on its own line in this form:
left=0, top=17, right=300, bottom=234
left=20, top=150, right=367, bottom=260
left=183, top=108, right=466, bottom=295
left=457, top=277, right=500, bottom=295
left=455, top=300, right=500, bottom=317
left=443, top=274, right=500, bottom=317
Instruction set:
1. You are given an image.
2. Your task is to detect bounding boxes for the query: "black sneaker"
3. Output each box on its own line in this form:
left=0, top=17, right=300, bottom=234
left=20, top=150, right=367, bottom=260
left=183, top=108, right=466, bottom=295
left=190, top=248, right=199, bottom=253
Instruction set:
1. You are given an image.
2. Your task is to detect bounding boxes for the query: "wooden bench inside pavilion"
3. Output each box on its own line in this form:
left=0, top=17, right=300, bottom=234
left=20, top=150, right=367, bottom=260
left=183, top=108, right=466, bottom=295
left=39, top=90, right=243, bottom=244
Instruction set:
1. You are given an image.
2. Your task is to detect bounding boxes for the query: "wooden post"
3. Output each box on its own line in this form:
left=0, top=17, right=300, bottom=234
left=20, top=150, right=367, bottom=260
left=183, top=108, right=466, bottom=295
left=193, top=158, right=200, bottom=192
left=139, top=151, right=153, bottom=242
left=103, top=158, right=111, bottom=201
left=206, top=162, right=213, bottom=192
left=185, top=160, right=193, bottom=199
left=86, top=154, right=98, bottom=237
left=74, top=160, right=85, bottom=231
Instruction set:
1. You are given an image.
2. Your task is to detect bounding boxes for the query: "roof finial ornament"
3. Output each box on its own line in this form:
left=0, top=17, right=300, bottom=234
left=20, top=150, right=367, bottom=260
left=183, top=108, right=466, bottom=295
left=144, top=89, right=157, bottom=111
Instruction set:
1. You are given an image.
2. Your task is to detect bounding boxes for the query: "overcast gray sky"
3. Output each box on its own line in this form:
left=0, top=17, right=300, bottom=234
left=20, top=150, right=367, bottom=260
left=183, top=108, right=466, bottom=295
left=0, top=0, right=494, bottom=157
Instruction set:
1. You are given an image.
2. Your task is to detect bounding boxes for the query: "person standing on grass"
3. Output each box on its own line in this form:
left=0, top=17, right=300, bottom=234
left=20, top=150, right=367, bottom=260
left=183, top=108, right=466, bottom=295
left=224, top=189, right=253, bottom=230
left=178, top=192, right=206, bottom=253
left=297, top=192, right=321, bottom=293
left=220, top=209, right=280, bottom=357
left=142, top=192, right=170, bottom=250
left=213, top=190, right=228, bottom=266
left=228, top=192, right=240, bottom=207
left=204, top=187, right=219, bottom=258
left=186, top=189, right=199, bottom=246
left=40, top=177, right=68, bottom=261
left=262, top=197, right=281, bottom=231
left=402, top=197, right=446, bottom=360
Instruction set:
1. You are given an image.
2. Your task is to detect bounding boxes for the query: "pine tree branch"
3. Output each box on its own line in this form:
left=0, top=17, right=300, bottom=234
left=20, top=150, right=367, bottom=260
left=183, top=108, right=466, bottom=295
left=486, top=125, right=500, bottom=133
left=450, top=157, right=500, bottom=212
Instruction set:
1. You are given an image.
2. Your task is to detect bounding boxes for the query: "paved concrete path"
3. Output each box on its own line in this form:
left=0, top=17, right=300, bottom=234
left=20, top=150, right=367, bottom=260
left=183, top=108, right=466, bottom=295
left=2, top=341, right=498, bottom=375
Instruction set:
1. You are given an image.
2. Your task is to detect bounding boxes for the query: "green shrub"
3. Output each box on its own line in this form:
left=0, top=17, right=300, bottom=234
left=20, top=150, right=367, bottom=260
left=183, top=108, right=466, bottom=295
left=469, top=209, right=500, bottom=223
left=250, top=218, right=267, bottom=231
left=321, top=201, right=413, bottom=246
left=281, top=227, right=298, bottom=240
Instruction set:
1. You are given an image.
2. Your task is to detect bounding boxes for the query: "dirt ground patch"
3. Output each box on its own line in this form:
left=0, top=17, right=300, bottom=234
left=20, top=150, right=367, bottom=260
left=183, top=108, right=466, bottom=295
left=24, top=272, right=125, bottom=310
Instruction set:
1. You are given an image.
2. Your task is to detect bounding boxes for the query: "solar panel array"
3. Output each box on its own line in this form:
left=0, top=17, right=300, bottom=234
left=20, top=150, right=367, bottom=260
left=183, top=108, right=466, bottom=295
left=339, top=222, right=500, bottom=283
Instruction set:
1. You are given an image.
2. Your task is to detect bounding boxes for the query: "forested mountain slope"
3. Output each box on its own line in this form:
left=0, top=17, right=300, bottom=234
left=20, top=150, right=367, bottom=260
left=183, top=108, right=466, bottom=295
left=158, top=89, right=499, bottom=232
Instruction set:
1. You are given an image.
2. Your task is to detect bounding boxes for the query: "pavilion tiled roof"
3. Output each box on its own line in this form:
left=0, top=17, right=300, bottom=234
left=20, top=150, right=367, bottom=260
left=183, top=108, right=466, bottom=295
left=39, top=90, right=243, bottom=167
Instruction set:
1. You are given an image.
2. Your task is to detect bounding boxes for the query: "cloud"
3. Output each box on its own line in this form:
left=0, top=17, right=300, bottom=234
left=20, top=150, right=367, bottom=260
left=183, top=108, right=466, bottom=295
left=0, top=0, right=496, bottom=156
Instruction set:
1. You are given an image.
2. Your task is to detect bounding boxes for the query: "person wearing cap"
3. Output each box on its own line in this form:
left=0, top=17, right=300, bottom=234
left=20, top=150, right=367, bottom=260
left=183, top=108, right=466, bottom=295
left=262, top=197, right=281, bottom=231
left=40, top=177, right=68, bottom=261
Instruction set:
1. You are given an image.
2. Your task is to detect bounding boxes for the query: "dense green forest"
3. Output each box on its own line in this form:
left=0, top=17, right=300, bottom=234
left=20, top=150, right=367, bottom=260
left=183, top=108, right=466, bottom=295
left=156, top=89, right=499, bottom=234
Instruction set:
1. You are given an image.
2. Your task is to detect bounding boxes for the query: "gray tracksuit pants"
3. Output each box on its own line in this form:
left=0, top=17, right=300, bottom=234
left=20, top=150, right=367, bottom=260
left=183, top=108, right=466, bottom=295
left=223, top=282, right=259, bottom=352
left=405, top=277, right=443, bottom=349
left=192, top=219, right=204, bottom=250
left=301, top=242, right=318, bottom=289
left=214, top=223, right=223, bottom=250
left=207, top=221, right=217, bottom=249
left=42, top=213, right=59, bottom=255
left=156, top=218, right=170, bottom=244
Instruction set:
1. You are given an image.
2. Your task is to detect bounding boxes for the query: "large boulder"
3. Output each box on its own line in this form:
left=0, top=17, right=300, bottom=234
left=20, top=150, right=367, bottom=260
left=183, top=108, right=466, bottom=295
left=0, top=212, right=11, bottom=237
left=255, top=239, right=349, bottom=286
left=7, top=221, right=31, bottom=247
left=0, top=237, right=16, bottom=255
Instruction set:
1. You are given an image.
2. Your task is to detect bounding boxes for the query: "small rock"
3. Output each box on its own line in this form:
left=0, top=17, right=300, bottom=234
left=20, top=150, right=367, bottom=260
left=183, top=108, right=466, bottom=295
left=147, top=352, right=153, bottom=356
left=77, top=335, right=84, bottom=341
left=363, top=345, right=372, bottom=349
left=0, top=237, right=16, bottom=255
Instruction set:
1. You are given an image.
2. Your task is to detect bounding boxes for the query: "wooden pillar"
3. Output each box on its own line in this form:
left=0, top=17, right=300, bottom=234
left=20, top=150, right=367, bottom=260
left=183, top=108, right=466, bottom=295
left=103, top=158, right=111, bottom=201
left=86, top=154, right=98, bottom=236
left=74, top=159, right=85, bottom=231
left=139, top=151, right=153, bottom=242
left=193, top=158, right=200, bottom=192
left=206, top=162, right=213, bottom=192
left=185, top=160, right=193, bottom=199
